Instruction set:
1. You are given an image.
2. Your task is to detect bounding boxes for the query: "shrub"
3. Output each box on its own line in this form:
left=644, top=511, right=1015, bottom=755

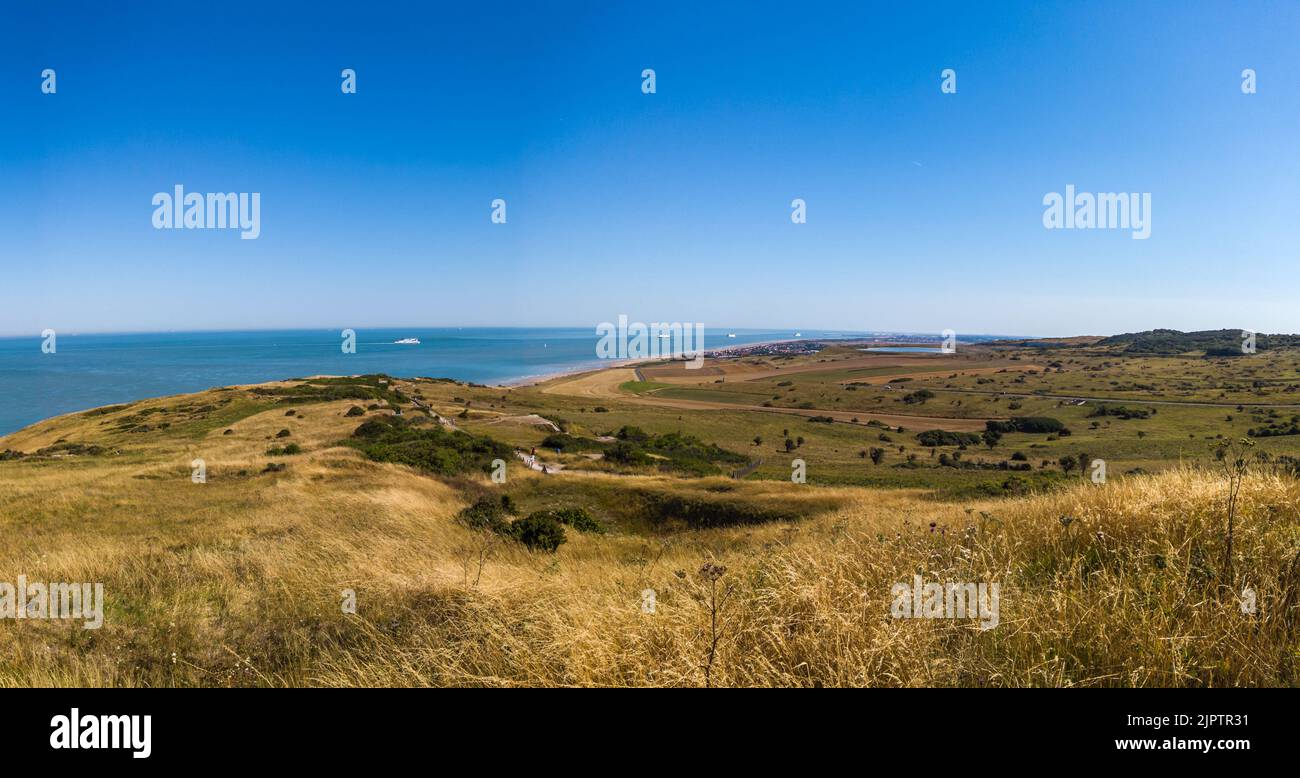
left=540, top=433, right=603, bottom=453
left=510, top=512, right=567, bottom=552
left=986, top=417, right=1071, bottom=435
left=604, top=441, right=653, bottom=466
left=534, top=507, right=602, bottom=534
left=345, top=406, right=365, bottom=417
left=346, top=415, right=513, bottom=476
left=1088, top=405, right=1154, bottom=420
left=917, top=430, right=981, bottom=447
left=638, top=492, right=801, bottom=529
left=603, top=426, right=746, bottom=475
left=457, top=495, right=514, bottom=534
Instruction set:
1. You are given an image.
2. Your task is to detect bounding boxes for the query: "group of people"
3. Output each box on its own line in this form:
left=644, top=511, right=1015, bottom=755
left=521, top=447, right=550, bottom=474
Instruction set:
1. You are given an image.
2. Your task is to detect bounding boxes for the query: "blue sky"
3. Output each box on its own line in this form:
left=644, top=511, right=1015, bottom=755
left=2, top=1, right=1298, bottom=337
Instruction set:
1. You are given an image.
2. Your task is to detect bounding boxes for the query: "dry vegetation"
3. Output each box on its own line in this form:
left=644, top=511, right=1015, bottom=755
left=1, top=379, right=1298, bottom=687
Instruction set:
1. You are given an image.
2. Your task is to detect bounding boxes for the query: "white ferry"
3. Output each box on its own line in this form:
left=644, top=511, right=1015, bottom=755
left=394, top=338, right=421, bottom=345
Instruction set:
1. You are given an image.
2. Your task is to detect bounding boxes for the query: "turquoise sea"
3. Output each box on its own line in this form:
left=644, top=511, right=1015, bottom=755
left=0, top=327, right=866, bottom=436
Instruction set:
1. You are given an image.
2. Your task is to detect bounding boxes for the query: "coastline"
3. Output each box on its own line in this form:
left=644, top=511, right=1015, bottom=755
left=497, top=335, right=826, bottom=388
left=0, top=332, right=855, bottom=437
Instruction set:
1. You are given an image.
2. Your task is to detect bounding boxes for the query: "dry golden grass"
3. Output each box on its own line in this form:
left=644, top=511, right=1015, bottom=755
left=1, top=385, right=1297, bottom=687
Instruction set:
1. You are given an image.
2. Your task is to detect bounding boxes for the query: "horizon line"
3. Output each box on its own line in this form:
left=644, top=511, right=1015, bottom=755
left=0, top=324, right=1044, bottom=340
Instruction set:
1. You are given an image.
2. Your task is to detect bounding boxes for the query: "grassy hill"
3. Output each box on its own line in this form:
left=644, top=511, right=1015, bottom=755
left=1, top=373, right=1298, bottom=686
left=1094, top=328, right=1300, bottom=355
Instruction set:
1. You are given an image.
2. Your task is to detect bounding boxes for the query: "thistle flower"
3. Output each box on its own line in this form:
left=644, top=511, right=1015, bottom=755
left=698, top=562, right=727, bottom=582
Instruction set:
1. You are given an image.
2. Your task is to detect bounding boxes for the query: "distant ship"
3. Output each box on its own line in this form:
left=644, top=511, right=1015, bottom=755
left=794, top=332, right=802, bottom=337
left=394, top=338, right=420, bottom=345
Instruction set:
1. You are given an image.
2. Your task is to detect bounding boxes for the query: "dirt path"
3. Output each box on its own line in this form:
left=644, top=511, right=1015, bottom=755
left=516, top=451, right=564, bottom=473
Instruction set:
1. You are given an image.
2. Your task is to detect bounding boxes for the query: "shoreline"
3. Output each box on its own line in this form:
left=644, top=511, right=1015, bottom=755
left=0, top=335, right=866, bottom=438
left=497, top=335, right=831, bottom=388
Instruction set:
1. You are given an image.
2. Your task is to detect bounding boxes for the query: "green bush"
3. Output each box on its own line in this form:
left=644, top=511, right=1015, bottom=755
left=510, top=512, right=567, bottom=552
left=540, top=433, right=604, bottom=453
left=456, top=495, right=514, bottom=534
left=986, top=417, right=1071, bottom=435
left=917, top=429, right=981, bottom=447
left=529, top=506, right=602, bottom=533
left=603, top=426, right=746, bottom=476
left=1088, top=405, right=1154, bottom=420
left=346, top=416, right=513, bottom=476
left=604, top=441, right=653, bottom=466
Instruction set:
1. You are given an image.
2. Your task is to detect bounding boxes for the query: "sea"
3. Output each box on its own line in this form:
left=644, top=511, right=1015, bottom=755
left=0, top=327, right=874, bottom=436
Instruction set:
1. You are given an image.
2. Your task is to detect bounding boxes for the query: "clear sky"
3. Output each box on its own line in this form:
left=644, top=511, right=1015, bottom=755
left=2, top=1, right=1298, bottom=337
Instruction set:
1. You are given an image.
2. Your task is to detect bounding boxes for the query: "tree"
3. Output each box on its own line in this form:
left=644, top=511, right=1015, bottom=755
left=903, top=389, right=935, bottom=405
left=784, top=438, right=796, bottom=452
left=982, top=429, right=1001, bottom=450
left=1076, top=452, right=1091, bottom=476
left=869, top=447, right=885, bottom=465
left=752, top=435, right=763, bottom=447
left=1058, top=454, right=1077, bottom=472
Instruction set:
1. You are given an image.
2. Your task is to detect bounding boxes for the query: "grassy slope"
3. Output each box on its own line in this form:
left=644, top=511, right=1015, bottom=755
left=1, top=375, right=1298, bottom=686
